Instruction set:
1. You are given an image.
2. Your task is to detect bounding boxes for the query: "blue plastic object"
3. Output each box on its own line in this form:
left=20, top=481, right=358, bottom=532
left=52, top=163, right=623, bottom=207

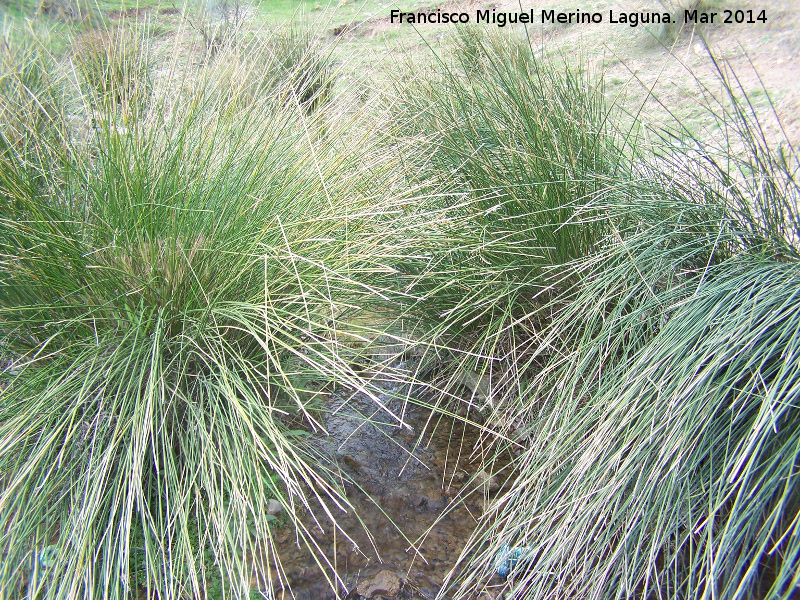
left=493, top=543, right=531, bottom=578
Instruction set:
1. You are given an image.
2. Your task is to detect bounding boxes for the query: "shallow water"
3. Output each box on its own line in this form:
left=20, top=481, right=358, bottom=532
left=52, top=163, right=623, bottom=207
left=268, top=376, right=495, bottom=599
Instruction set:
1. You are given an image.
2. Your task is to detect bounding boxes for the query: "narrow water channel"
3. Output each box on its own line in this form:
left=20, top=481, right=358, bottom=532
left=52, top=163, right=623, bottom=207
left=268, top=371, right=499, bottom=599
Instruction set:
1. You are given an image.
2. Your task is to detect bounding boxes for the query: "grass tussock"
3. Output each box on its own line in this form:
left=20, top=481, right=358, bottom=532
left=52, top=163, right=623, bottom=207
left=72, top=25, right=152, bottom=118
left=0, top=25, right=66, bottom=176
left=399, top=30, right=800, bottom=600
left=267, top=26, right=335, bottom=113
left=0, top=27, right=405, bottom=599
left=387, top=32, right=630, bottom=421
left=651, top=0, right=740, bottom=45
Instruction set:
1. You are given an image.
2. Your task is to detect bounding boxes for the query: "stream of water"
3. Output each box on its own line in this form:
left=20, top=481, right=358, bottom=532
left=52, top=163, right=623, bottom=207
left=268, top=374, right=498, bottom=599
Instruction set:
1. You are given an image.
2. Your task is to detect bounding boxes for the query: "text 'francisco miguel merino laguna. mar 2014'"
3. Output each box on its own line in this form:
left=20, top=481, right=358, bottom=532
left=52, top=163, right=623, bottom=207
left=389, top=7, right=769, bottom=27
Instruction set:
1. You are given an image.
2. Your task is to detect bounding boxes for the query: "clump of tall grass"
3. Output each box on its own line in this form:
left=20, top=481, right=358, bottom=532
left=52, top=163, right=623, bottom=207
left=36, top=0, right=105, bottom=24
left=0, top=31, right=402, bottom=599
left=388, top=31, right=631, bottom=417
left=72, top=25, right=152, bottom=118
left=455, top=197, right=800, bottom=599
left=0, top=25, right=66, bottom=176
left=265, top=26, right=335, bottom=113
left=651, top=0, right=731, bottom=45
left=203, top=25, right=337, bottom=115
left=183, top=14, right=335, bottom=115
left=402, top=32, right=800, bottom=600
left=452, top=25, right=485, bottom=74
left=189, top=0, right=251, bottom=56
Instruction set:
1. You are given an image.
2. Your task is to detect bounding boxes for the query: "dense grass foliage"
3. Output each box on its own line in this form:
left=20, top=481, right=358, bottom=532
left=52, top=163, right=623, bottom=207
left=489, top=258, right=800, bottom=599
left=266, top=26, right=335, bottom=112
left=0, top=27, right=67, bottom=181
left=450, top=192, right=800, bottom=598
left=0, top=30, right=403, bottom=599
left=73, top=25, right=151, bottom=116
left=386, top=33, right=638, bottom=422
left=400, top=32, right=800, bottom=600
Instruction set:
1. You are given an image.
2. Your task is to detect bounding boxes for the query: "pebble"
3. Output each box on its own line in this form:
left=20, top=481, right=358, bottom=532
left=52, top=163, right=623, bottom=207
left=427, top=496, right=445, bottom=512
left=410, top=494, right=428, bottom=508
left=356, top=569, right=402, bottom=598
left=475, top=470, right=500, bottom=492
left=343, top=454, right=364, bottom=471
left=266, top=499, right=284, bottom=516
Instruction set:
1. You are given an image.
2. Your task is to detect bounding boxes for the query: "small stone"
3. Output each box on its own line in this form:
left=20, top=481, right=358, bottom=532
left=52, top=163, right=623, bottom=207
left=475, top=470, right=500, bottom=492
left=444, top=484, right=459, bottom=498
left=266, top=499, right=284, bottom=516
left=343, top=454, right=363, bottom=470
left=427, top=495, right=445, bottom=512
left=454, top=370, right=492, bottom=406
left=356, top=570, right=401, bottom=598
left=410, top=494, right=428, bottom=508
left=382, top=493, right=405, bottom=513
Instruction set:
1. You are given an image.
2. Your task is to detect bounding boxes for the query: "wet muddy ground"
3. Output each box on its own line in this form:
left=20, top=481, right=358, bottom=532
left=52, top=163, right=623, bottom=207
left=268, top=371, right=501, bottom=599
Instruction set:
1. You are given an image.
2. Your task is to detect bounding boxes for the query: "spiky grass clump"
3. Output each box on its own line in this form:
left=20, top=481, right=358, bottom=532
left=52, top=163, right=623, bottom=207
left=400, top=34, right=617, bottom=268
left=651, top=0, right=732, bottom=45
left=72, top=25, right=152, bottom=118
left=202, top=25, right=337, bottom=115
left=0, top=34, right=399, bottom=599
left=35, top=0, right=105, bottom=24
left=0, top=25, right=66, bottom=176
left=388, top=31, right=633, bottom=418
left=458, top=209, right=800, bottom=599
left=424, top=38, right=800, bottom=600
left=265, top=26, right=336, bottom=113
